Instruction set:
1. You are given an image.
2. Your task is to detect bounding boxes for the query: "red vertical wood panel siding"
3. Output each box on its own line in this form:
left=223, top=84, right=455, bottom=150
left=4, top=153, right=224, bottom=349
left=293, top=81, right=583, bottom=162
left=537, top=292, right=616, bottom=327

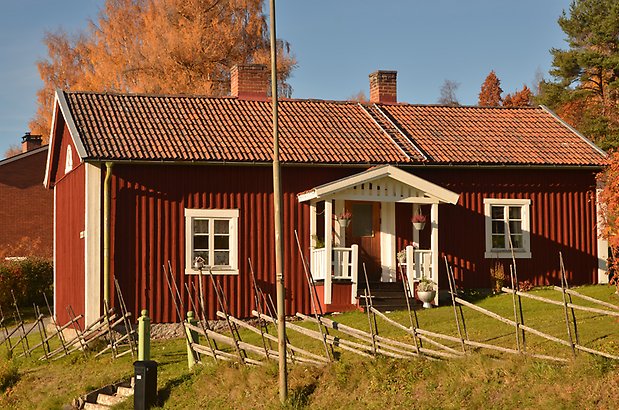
left=400, top=168, right=599, bottom=290
left=109, top=165, right=358, bottom=322
left=55, top=163, right=85, bottom=325
left=107, top=164, right=599, bottom=322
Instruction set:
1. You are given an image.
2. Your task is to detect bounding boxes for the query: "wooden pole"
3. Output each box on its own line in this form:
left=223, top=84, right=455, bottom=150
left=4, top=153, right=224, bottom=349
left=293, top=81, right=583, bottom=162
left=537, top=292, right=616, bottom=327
left=293, top=230, right=333, bottom=360
left=559, top=253, right=580, bottom=345
left=398, top=261, right=421, bottom=353
left=268, top=0, right=287, bottom=402
left=509, top=265, right=521, bottom=353
left=444, top=257, right=466, bottom=353
left=558, top=253, right=577, bottom=357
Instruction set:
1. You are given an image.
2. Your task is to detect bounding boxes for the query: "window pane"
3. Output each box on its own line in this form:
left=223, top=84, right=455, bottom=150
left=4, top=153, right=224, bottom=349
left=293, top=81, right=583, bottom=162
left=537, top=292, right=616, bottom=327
left=214, top=235, right=229, bottom=249
left=352, top=203, right=373, bottom=237
left=193, top=251, right=209, bottom=265
left=491, top=206, right=504, bottom=220
left=214, top=220, right=229, bottom=234
left=214, top=251, right=229, bottom=266
left=193, top=219, right=209, bottom=234
left=509, top=206, right=521, bottom=220
left=194, top=235, right=209, bottom=250
left=511, top=234, right=524, bottom=249
left=492, top=221, right=505, bottom=234
left=492, top=234, right=505, bottom=249
left=509, top=221, right=522, bottom=234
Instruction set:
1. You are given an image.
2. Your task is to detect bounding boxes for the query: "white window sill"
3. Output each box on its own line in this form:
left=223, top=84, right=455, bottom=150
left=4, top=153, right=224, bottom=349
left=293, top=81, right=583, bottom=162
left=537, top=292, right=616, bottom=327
left=484, top=251, right=531, bottom=259
left=185, top=269, right=239, bottom=275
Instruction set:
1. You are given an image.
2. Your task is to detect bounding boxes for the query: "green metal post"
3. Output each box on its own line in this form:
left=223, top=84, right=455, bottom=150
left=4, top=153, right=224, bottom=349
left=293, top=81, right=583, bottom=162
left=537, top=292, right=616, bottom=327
left=138, top=309, right=151, bottom=361
left=185, top=311, right=198, bottom=368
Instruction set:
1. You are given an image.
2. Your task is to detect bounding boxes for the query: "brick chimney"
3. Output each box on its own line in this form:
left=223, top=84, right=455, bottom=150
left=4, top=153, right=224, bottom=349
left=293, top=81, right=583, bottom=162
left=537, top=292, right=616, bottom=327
left=369, top=70, right=397, bottom=103
left=231, top=64, right=269, bottom=100
left=21, top=132, right=42, bottom=153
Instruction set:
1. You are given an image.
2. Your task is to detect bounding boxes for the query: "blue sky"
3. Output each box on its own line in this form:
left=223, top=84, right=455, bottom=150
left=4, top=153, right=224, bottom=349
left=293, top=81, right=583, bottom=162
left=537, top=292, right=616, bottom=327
left=0, top=0, right=571, bottom=155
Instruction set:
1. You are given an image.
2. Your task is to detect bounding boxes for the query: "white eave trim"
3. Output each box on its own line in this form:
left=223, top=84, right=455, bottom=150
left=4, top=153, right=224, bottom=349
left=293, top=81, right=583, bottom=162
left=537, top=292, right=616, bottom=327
left=297, top=164, right=460, bottom=204
left=44, top=90, right=89, bottom=188
left=539, top=105, right=608, bottom=158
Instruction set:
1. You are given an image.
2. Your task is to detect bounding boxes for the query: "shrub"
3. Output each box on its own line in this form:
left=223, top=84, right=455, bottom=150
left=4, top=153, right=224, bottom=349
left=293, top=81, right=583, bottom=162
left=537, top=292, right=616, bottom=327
left=0, top=257, right=53, bottom=308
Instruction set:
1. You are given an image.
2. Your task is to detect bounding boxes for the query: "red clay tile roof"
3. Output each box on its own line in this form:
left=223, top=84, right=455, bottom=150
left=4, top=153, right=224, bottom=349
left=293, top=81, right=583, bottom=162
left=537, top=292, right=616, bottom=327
left=381, top=104, right=606, bottom=165
left=63, top=92, right=415, bottom=164
left=61, top=91, right=606, bottom=166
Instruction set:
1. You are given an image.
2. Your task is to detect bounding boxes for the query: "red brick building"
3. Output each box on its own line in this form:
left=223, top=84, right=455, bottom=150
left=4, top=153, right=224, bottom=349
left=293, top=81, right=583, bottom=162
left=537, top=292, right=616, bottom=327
left=45, top=66, right=608, bottom=325
left=0, top=134, right=53, bottom=258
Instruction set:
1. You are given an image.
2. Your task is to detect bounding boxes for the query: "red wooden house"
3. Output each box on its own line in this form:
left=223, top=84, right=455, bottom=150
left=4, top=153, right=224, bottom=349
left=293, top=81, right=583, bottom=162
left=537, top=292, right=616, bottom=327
left=44, top=66, right=608, bottom=325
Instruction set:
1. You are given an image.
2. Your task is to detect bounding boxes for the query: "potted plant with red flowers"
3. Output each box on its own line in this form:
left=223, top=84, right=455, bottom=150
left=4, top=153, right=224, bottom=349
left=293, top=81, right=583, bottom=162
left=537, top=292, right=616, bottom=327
left=338, top=209, right=352, bottom=228
left=412, top=213, right=426, bottom=230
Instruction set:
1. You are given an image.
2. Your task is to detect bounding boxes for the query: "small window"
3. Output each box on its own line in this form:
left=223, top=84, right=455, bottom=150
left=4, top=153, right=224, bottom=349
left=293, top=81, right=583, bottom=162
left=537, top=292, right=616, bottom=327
left=351, top=203, right=374, bottom=237
left=484, top=199, right=531, bottom=259
left=185, top=209, right=239, bottom=274
left=64, top=145, right=73, bottom=174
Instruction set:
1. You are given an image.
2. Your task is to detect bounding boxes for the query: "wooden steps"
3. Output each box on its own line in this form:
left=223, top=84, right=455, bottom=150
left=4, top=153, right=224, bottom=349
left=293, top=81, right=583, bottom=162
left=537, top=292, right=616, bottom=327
left=357, top=282, right=418, bottom=312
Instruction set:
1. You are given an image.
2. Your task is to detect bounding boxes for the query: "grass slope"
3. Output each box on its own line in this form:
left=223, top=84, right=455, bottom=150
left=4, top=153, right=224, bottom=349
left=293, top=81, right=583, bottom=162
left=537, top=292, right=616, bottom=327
left=0, top=285, right=618, bottom=409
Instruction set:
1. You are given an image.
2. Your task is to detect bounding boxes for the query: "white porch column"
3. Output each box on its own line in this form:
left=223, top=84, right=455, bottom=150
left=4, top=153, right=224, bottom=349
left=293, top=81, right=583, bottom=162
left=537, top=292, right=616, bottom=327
left=309, top=200, right=317, bottom=274
left=380, top=202, right=396, bottom=282
left=334, top=199, right=345, bottom=246
left=430, top=202, right=439, bottom=305
left=324, top=199, right=333, bottom=304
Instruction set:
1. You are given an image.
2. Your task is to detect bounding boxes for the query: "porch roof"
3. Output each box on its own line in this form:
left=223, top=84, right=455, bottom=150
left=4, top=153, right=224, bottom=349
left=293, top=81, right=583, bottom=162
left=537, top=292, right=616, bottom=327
left=297, top=165, right=460, bottom=204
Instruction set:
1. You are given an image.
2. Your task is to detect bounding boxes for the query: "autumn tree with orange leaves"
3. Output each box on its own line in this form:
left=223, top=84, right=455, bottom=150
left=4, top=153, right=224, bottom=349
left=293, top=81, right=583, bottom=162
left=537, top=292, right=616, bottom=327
left=597, top=151, right=619, bottom=289
left=503, top=85, right=533, bottom=107
left=31, top=0, right=296, bottom=139
left=478, top=71, right=503, bottom=106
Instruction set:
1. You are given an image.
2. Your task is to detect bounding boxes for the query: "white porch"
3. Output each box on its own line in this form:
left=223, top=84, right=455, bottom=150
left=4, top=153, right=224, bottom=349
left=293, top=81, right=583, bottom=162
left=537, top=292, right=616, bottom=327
left=298, top=165, right=459, bottom=308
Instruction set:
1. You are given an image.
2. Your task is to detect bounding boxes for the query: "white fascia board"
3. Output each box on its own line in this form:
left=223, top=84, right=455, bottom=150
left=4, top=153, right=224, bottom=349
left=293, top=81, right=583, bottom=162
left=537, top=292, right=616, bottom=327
left=44, top=91, right=88, bottom=188
left=297, top=164, right=460, bottom=205
left=539, top=105, right=607, bottom=158
left=55, top=90, right=88, bottom=159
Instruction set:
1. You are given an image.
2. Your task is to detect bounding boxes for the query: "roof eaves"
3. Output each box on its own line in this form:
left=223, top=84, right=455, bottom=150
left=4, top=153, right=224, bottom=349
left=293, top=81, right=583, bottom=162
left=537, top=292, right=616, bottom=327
left=0, top=145, right=48, bottom=167
left=56, top=90, right=88, bottom=159
left=539, top=105, right=607, bottom=158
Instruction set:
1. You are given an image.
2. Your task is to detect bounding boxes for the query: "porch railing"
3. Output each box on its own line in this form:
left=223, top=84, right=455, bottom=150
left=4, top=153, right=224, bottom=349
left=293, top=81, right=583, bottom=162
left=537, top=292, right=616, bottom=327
left=400, top=246, right=435, bottom=295
left=310, top=245, right=359, bottom=304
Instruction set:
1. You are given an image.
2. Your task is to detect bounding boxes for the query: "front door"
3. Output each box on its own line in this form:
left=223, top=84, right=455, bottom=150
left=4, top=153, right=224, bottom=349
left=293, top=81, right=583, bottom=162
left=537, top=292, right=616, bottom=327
left=345, top=201, right=381, bottom=282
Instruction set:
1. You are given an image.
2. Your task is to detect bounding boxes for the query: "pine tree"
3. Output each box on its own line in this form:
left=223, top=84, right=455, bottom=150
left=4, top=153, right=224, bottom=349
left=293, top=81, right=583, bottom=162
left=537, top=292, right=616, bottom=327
left=537, top=0, right=619, bottom=149
left=31, top=0, right=296, bottom=139
left=478, top=71, right=503, bottom=106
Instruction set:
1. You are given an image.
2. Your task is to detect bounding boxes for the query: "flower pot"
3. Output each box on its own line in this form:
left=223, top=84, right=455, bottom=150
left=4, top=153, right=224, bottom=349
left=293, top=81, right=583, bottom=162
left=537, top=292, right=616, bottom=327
left=413, top=222, right=426, bottom=230
left=340, top=218, right=351, bottom=228
left=417, top=290, right=436, bottom=308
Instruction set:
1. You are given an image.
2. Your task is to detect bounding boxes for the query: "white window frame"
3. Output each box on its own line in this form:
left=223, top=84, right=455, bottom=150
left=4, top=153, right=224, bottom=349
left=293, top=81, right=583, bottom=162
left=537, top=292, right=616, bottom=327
left=483, top=198, right=531, bottom=259
left=185, top=208, right=239, bottom=275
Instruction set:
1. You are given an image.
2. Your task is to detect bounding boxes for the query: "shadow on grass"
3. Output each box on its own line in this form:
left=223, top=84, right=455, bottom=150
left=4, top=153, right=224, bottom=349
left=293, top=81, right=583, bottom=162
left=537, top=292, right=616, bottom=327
left=156, top=372, right=194, bottom=406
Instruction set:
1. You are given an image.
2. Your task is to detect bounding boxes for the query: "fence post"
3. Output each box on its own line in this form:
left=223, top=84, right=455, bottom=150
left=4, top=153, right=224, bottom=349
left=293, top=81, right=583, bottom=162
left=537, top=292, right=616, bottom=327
left=138, top=309, right=150, bottom=361
left=185, top=311, right=198, bottom=368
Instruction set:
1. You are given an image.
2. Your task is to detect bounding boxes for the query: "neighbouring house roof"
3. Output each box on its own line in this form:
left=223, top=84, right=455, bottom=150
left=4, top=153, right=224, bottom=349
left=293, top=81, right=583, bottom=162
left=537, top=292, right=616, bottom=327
left=0, top=145, right=48, bottom=167
left=54, top=90, right=606, bottom=167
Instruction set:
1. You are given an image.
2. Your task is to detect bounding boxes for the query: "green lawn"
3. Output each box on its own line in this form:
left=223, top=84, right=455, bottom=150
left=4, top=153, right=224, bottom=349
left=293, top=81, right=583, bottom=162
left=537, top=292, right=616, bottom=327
left=1, top=285, right=618, bottom=409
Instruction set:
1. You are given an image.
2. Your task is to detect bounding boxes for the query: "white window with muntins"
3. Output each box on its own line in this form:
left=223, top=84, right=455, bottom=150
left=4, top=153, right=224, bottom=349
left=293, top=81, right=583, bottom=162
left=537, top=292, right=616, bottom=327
left=185, top=209, right=239, bottom=274
left=484, top=198, right=531, bottom=259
